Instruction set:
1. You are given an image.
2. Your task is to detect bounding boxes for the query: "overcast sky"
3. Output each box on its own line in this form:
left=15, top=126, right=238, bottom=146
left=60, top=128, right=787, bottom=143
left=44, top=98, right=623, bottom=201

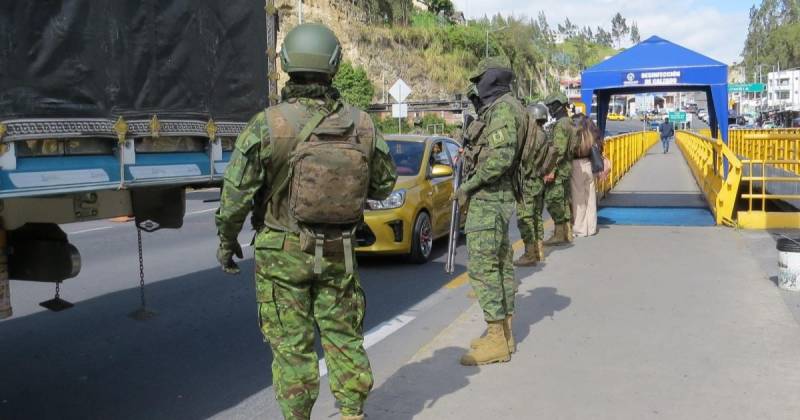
left=452, top=0, right=753, bottom=64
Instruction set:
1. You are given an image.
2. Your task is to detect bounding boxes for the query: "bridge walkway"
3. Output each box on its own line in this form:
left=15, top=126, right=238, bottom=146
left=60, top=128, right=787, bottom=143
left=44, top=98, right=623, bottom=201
left=336, top=143, right=800, bottom=420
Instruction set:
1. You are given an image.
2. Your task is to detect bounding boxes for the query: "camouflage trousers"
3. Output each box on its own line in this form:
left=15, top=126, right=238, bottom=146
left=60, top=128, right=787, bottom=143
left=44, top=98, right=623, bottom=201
left=465, top=197, right=516, bottom=322
left=254, top=229, right=373, bottom=420
left=516, top=178, right=546, bottom=246
left=544, top=177, right=572, bottom=225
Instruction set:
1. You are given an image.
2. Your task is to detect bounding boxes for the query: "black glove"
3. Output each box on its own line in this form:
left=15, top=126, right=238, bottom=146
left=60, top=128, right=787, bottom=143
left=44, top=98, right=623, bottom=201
left=217, top=242, right=244, bottom=275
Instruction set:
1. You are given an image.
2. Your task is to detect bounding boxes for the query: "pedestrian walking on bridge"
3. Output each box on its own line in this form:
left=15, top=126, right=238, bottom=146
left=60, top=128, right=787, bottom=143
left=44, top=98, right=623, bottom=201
left=215, top=23, right=397, bottom=420
left=660, top=117, right=675, bottom=153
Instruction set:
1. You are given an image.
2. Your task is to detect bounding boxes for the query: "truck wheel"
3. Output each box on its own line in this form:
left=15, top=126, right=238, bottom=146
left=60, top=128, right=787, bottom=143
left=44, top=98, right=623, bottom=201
left=409, top=211, right=433, bottom=264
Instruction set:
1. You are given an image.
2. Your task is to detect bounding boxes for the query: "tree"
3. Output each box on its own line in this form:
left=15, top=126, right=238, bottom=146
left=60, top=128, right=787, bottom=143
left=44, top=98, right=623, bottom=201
left=424, top=0, right=454, bottom=15
left=611, top=12, right=629, bottom=48
left=630, top=22, right=641, bottom=44
left=595, top=27, right=614, bottom=47
left=333, top=61, right=375, bottom=109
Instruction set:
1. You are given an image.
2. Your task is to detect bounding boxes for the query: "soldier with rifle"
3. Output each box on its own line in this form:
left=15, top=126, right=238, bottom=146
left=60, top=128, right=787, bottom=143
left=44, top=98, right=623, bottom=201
left=450, top=56, right=525, bottom=366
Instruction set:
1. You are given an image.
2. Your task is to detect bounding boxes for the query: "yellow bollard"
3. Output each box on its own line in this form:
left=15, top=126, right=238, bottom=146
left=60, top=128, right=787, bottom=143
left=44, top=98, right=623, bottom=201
left=0, top=229, right=11, bottom=319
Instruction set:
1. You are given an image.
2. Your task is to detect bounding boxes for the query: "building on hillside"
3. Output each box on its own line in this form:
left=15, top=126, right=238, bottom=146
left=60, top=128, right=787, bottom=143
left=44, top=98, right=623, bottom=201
left=767, top=69, right=800, bottom=110
left=412, top=0, right=428, bottom=10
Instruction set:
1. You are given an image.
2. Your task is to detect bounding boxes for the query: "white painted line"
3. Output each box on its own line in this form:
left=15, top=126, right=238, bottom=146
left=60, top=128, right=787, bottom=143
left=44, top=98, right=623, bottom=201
left=187, top=207, right=218, bottom=216
left=68, top=226, right=113, bottom=235
left=319, top=314, right=416, bottom=377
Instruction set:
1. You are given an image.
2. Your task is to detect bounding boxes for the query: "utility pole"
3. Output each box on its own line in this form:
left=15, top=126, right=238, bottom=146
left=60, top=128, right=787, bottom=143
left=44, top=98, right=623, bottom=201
left=265, top=0, right=279, bottom=106
left=298, top=0, right=303, bottom=24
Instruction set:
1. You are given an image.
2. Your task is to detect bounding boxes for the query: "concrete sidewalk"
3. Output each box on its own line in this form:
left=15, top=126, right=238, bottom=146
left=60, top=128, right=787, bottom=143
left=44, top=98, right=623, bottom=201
left=363, top=225, right=800, bottom=419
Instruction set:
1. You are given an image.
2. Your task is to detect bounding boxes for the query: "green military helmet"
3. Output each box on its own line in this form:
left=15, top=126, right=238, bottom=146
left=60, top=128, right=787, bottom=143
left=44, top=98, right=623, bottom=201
left=544, top=92, right=569, bottom=106
left=469, top=55, right=512, bottom=82
left=530, top=103, right=549, bottom=122
left=280, top=23, right=342, bottom=75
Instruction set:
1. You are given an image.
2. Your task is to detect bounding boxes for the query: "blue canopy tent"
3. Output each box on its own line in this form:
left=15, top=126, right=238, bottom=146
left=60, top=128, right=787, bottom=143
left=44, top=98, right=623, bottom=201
left=581, top=36, right=729, bottom=143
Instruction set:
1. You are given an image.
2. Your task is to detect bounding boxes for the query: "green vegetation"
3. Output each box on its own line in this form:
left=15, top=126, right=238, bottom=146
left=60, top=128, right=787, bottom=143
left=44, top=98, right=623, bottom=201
left=333, top=61, right=375, bottom=109
left=351, top=7, right=627, bottom=100
left=373, top=114, right=457, bottom=136
left=742, top=1, right=800, bottom=78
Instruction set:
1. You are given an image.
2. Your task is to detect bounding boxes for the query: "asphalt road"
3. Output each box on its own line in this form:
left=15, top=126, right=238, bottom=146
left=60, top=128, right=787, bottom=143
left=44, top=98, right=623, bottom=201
left=0, top=189, right=514, bottom=419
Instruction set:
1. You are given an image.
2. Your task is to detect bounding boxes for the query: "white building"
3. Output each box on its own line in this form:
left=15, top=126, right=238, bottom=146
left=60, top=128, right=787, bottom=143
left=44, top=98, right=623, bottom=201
left=767, top=69, right=800, bottom=111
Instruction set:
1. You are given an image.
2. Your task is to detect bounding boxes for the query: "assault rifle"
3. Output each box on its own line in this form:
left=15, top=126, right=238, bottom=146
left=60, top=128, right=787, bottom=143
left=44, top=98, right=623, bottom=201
left=445, top=114, right=474, bottom=274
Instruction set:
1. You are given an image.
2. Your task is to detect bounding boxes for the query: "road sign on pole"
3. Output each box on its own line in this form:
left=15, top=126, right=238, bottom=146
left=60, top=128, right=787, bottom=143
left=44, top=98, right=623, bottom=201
left=668, top=111, right=687, bottom=122
left=389, top=79, right=411, bottom=103
left=728, top=83, right=766, bottom=93
left=392, top=104, right=408, bottom=119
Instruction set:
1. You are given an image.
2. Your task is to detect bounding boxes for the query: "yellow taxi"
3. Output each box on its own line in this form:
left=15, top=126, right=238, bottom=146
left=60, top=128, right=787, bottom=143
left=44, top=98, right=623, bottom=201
left=356, top=135, right=462, bottom=263
left=608, top=112, right=626, bottom=121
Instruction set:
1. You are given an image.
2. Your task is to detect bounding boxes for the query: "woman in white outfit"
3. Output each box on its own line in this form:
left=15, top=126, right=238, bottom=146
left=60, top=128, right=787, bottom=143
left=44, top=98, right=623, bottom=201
left=570, top=116, right=604, bottom=237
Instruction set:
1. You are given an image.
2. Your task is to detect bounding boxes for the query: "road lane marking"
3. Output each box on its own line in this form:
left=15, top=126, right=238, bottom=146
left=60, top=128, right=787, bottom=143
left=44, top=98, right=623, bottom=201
left=187, top=208, right=218, bottom=216
left=68, top=226, right=113, bottom=235
left=319, top=314, right=416, bottom=377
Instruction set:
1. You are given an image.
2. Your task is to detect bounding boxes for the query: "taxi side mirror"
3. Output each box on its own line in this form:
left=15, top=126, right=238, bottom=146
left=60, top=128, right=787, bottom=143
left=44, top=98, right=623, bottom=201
left=431, top=164, right=454, bottom=178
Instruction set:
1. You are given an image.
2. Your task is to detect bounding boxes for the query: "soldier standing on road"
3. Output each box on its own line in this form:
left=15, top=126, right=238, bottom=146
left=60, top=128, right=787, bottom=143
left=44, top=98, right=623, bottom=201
left=453, top=56, right=525, bottom=366
left=215, top=23, right=397, bottom=420
left=543, top=93, right=577, bottom=246
left=514, top=103, right=554, bottom=267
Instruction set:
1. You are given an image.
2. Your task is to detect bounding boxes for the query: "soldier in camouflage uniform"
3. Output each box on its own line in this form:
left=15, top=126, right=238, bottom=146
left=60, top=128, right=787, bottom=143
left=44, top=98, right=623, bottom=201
left=215, top=24, right=397, bottom=420
left=543, top=92, right=577, bottom=245
left=514, top=103, right=551, bottom=266
left=453, top=56, right=524, bottom=365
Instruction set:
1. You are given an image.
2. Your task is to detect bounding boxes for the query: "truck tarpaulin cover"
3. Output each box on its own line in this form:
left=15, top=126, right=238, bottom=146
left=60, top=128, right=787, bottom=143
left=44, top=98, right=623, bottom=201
left=0, top=0, right=267, bottom=121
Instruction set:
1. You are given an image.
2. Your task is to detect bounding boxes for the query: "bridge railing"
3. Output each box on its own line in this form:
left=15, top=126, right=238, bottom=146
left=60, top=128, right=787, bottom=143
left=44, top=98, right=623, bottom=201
left=675, top=131, right=742, bottom=226
left=677, top=130, right=800, bottom=228
left=597, top=131, right=660, bottom=197
left=728, top=129, right=800, bottom=176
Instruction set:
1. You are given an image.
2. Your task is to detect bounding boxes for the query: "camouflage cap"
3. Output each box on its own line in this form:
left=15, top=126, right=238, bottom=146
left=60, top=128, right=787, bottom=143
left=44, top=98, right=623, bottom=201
left=544, top=92, right=569, bottom=106
left=469, top=56, right=512, bottom=82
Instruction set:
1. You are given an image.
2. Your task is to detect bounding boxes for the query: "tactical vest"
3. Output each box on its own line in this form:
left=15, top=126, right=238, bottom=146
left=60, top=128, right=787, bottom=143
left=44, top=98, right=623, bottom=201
left=261, top=98, right=376, bottom=274
left=463, top=93, right=526, bottom=200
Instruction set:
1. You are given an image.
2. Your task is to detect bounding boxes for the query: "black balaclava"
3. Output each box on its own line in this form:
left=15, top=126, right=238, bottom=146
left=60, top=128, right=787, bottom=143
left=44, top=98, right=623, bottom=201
left=476, top=68, right=514, bottom=106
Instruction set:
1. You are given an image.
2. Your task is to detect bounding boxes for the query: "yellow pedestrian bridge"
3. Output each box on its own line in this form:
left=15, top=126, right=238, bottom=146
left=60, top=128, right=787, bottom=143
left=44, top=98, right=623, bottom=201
left=597, top=129, right=800, bottom=229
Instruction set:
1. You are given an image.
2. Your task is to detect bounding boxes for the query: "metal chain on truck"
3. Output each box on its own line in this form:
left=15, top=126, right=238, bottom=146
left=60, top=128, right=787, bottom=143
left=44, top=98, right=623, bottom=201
left=129, top=227, right=156, bottom=321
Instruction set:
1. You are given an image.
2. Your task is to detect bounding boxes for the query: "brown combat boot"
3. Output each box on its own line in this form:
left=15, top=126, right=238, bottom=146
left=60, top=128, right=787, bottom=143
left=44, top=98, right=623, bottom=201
left=503, top=315, right=516, bottom=353
left=544, top=224, right=570, bottom=246
left=460, top=321, right=511, bottom=365
left=513, top=244, right=539, bottom=267
left=535, top=240, right=546, bottom=262
left=473, top=315, right=516, bottom=352
left=341, top=414, right=364, bottom=420
left=565, top=224, right=574, bottom=243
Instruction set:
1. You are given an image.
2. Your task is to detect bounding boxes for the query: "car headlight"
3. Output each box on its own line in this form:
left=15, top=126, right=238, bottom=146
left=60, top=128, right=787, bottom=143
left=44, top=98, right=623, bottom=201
left=368, top=189, right=406, bottom=210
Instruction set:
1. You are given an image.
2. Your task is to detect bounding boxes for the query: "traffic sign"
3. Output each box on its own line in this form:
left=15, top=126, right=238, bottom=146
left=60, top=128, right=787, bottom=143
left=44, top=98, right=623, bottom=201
left=728, top=83, right=765, bottom=93
left=668, top=111, right=687, bottom=122
left=389, top=79, right=411, bottom=103
left=392, top=103, right=408, bottom=119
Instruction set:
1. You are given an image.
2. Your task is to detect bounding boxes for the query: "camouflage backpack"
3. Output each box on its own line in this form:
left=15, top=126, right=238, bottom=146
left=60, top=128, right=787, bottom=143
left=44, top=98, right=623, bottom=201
left=519, top=112, right=559, bottom=178
left=265, top=101, right=374, bottom=274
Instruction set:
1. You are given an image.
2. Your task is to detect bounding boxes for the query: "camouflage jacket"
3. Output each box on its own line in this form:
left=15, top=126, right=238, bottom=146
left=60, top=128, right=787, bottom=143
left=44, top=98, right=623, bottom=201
left=461, top=93, right=524, bottom=202
left=215, top=83, right=397, bottom=249
left=551, top=116, right=576, bottom=180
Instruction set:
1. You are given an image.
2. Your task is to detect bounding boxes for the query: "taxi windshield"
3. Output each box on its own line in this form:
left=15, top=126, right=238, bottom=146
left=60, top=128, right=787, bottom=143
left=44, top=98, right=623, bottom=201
left=386, top=141, right=426, bottom=176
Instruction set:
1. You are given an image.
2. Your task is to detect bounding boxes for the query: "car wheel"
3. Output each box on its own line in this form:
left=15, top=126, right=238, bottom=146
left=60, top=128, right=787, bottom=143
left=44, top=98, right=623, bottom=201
left=409, top=211, right=433, bottom=264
